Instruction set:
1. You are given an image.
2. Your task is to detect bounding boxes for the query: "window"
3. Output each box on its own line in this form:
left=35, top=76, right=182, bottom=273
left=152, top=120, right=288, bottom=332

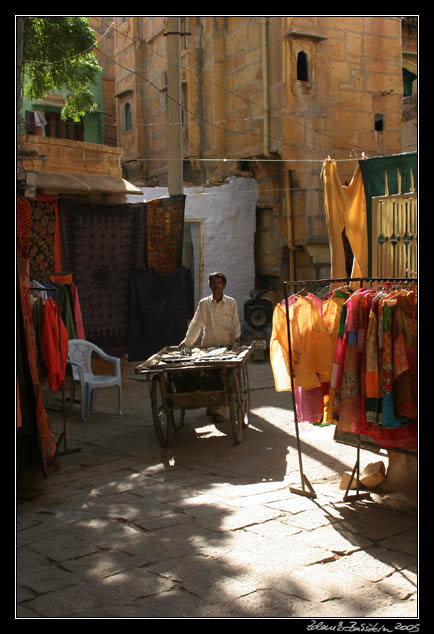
left=45, top=111, right=83, bottom=141
left=297, top=50, right=309, bottom=81
left=124, top=102, right=131, bottom=131
left=403, top=68, right=417, bottom=97
left=374, top=114, right=385, bottom=132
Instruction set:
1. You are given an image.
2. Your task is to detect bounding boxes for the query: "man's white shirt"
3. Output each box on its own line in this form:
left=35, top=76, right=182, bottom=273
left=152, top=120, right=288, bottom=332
left=183, top=294, right=241, bottom=347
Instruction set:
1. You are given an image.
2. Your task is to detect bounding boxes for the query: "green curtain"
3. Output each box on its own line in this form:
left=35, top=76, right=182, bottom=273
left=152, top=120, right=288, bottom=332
left=359, top=152, right=417, bottom=275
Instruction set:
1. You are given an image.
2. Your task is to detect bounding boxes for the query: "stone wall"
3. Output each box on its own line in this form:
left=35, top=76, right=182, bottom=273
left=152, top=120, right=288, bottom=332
left=114, top=16, right=407, bottom=283
left=21, top=135, right=123, bottom=177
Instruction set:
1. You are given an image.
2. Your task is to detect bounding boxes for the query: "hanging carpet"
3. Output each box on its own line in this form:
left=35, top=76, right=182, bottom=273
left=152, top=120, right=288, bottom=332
left=146, top=194, right=185, bottom=274
left=28, top=194, right=62, bottom=280
left=59, top=200, right=146, bottom=356
left=128, top=267, right=189, bottom=362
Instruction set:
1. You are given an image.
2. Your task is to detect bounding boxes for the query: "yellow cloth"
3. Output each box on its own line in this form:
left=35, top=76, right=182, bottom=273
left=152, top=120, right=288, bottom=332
left=322, top=293, right=347, bottom=362
left=321, top=159, right=368, bottom=281
left=270, top=297, right=334, bottom=392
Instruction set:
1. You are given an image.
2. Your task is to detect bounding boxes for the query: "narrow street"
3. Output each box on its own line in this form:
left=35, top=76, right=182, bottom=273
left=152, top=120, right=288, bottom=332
left=16, top=359, right=418, bottom=619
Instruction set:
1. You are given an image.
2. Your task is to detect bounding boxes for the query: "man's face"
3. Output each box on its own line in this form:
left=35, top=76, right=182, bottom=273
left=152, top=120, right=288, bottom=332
left=210, top=276, right=226, bottom=300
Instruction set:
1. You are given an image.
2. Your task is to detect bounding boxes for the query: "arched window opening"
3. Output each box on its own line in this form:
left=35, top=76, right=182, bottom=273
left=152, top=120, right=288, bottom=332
left=297, top=50, right=309, bottom=82
left=124, top=102, right=131, bottom=131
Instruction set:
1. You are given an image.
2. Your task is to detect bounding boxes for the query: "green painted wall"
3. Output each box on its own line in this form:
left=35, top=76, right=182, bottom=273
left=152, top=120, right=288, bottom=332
left=21, top=73, right=105, bottom=144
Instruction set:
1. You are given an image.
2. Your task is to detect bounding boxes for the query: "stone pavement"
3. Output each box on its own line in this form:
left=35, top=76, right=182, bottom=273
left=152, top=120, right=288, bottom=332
left=16, top=359, right=418, bottom=620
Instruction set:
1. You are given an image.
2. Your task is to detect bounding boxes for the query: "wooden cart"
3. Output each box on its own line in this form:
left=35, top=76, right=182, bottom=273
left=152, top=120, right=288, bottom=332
left=135, top=346, right=252, bottom=447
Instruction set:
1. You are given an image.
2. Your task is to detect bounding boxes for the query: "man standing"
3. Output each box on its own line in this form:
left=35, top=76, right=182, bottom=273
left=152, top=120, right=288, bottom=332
left=180, top=272, right=241, bottom=422
left=180, top=272, right=241, bottom=349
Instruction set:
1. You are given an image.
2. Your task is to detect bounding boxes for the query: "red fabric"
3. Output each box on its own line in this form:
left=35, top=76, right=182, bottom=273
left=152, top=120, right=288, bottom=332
left=42, top=298, right=69, bottom=390
left=49, top=275, right=86, bottom=339
left=70, top=282, right=86, bottom=339
left=356, top=419, right=417, bottom=451
left=17, top=243, right=57, bottom=469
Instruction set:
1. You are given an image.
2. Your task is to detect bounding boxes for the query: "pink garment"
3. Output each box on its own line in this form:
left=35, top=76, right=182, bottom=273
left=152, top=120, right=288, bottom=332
left=307, top=292, right=323, bottom=316
left=295, top=382, right=333, bottom=424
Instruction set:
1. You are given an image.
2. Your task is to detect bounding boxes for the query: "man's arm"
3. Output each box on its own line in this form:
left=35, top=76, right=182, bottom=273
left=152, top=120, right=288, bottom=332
left=231, top=299, right=241, bottom=344
left=180, top=301, right=204, bottom=347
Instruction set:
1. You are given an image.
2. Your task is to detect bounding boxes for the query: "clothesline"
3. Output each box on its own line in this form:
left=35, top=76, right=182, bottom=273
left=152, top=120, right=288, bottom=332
left=20, top=149, right=416, bottom=164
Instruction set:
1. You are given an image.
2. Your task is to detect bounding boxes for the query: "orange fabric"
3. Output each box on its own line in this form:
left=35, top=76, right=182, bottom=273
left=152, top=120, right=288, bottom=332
left=270, top=297, right=334, bottom=392
left=322, top=293, right=347, bottom=361
left=321, top=160, right=368, bottom=281
left=50, top=273, right=73, bottom=285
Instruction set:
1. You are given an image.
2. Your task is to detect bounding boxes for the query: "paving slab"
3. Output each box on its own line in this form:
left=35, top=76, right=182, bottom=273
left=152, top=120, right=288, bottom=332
left=16, top=359, right=418, bottom=620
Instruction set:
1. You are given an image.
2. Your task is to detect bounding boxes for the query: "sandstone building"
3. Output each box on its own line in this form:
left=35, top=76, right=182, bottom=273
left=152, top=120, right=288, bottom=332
left=111, top=16, right=416, bottom=286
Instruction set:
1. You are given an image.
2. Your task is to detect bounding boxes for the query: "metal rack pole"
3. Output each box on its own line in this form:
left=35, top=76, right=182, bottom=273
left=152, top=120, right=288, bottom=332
left=283, top=282, right=317, bottom=499
left=342, top=433, right=370, bottom=503
left=30, top=281, right=81, bottom=456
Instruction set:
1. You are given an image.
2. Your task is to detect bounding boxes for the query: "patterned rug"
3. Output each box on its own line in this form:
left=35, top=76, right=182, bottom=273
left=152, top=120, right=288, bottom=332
left=146, top=194, right=185, bottom=274
left=60, top=200, right=146, bottom=355
left=28, top=194, right=62, bottom=280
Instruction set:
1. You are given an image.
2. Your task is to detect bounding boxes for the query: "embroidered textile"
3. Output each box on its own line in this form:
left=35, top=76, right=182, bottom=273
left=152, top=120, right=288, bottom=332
left=333, top=287, right=417, bottom=450
left=28, top=194, right=62, bottom=280
left=146, top=195, right=185, bottom=274
left=60, top=200, right=146, bottom=355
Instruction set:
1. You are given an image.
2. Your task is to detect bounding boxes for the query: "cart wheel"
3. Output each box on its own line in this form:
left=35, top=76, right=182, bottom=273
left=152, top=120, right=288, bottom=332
left=229, top=369, right=242, bottom=445
left=167, top=375, right=186, bottom=431
left=172, top=407, right=186, bottom=431
left=238, top=363, right=250, bottom=429
left=150, top=374, right=176, bottom=447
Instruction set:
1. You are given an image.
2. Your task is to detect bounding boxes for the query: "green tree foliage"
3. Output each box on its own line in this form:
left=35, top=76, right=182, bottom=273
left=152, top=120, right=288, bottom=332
left=23, top=16, right=102, bottom=121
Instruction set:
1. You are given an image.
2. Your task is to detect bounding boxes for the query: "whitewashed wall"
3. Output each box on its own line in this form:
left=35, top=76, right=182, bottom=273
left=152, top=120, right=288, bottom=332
left=128, top=176, right=258, bottom=321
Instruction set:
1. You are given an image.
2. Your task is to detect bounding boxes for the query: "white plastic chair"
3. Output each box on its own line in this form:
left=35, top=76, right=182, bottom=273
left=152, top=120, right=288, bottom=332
left=67, top=339, right=123, bottom=421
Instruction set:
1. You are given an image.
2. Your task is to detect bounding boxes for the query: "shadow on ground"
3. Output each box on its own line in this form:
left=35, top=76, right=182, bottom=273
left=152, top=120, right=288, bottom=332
left=16, top=362, right=418, bottom=618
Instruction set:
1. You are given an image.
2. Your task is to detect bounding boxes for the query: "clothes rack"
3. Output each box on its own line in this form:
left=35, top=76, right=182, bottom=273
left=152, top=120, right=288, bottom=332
left=30, top=278, right=81, bottom=457
left=283, top=283, right=317, bottom=499
left=282, top=276, right=417, bottom=503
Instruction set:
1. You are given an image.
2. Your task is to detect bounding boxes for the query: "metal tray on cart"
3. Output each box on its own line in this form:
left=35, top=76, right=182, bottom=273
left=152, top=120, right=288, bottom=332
left=135, top=345, right=252, bottom=447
